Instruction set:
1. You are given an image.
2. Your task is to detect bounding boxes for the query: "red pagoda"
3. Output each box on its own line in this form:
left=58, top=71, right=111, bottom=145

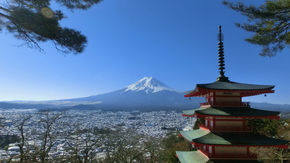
left=176, top=26, right=288, bottom=163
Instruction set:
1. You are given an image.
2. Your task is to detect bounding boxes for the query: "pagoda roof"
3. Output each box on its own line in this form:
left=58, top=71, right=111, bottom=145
left=197, top=81, right=274, bottom=91
left=182, top=107, right=280, bottom=118
left=176, top=151, right=209, bottom=163
left=180, top=129, right=210, bottom=142
left=185, top=81, right=274, bottom=97
left=193, top=132, right=288, bottom=146
left=182, top=108, right=203, bottom=117
left=180, top=129, right=288, bottom=147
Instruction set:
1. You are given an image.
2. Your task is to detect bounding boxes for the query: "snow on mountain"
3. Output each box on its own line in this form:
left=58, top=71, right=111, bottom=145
left=66, top=77, right=205, bottom=109
left=1, top=77, right=204, bottom=110
left=2, top=77, right=290, bottom=112
left=125, top=77, right=174, bottom=93
left=44, top=76, right=204, bottom=109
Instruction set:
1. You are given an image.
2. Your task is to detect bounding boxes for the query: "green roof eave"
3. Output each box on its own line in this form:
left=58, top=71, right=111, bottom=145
left=182, top=108, right=203, bottom=116
left=197, top=81, right=274, bottom=91
left=179, top=129, right=210, bottom=142
left=193, top=132, right=289, bottom=146
left=176, top=151, right=209, bottom=163
left=195, top=107, right=280, bottom=117
left=182, top=109, right=195, bottom=116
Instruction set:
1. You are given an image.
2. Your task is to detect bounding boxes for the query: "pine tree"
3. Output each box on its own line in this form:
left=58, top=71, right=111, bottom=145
left=223, top=0, right=289, bottom=56
left=0, top=0, right=101, bottom=54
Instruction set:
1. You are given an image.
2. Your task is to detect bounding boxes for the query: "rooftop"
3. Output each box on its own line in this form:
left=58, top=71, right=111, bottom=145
left=180, top=129, right=288, bottom=147
left=185, top=81, right=275, bottom=97
left=182, top=107, right=280, bottom=117
left=176, top=150, right=209, bottom=163
left=193, top=132, right=288, bottom=146
left=197, top=81, right=274, bottom=91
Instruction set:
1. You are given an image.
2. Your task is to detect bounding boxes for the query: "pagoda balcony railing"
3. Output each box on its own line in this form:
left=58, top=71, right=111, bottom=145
left=200, top=101, right=250, bottom=107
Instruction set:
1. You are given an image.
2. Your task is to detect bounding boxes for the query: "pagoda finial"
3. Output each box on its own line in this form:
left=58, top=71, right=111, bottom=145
left=216, top=25, right=229, bottom=82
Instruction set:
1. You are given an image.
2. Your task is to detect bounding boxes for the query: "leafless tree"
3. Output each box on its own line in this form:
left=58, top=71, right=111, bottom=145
left=0, top=114, right=3, bottom=128
left=104, top=129, right=145, bottom=163
left=38, top=112, right=62, bottom=162
left=143, top=137, right=162, bottom=162
left=63, top=123, right=103, bottom=163
left=16, top=115, right=32, bottom=163
left=250, top=147, right=289, bottom=163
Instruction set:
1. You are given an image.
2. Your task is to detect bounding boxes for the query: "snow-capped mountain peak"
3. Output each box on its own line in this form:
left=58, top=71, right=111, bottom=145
left=125, top=77, right=174, bottom=93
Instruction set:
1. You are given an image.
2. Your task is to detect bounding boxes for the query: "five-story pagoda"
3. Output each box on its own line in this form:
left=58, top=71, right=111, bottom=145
left=176, top=26, right=288, bottom=163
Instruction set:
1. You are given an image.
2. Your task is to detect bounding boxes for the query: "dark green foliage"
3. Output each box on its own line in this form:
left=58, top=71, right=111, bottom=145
left=55, top=0, right=101, bottom=9
left=223, top=0, right=289, bottom=56
left=0, top=135, right=20, bottom=148
left=194, top=118, right=203, bottom=129
left=159, top=133, right=192, bottom=163
left=248, top=119, right=281, bottom=137
left=0, top=0, right=101, bottom=53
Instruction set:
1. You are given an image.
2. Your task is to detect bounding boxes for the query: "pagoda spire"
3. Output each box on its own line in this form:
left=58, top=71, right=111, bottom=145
left=216, top=25, right=229, bottom=82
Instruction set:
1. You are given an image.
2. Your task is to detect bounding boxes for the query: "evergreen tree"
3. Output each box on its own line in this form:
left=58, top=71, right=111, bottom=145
left=223, top=0, right=289, bottom=56
left=0, top=0, right=101, bottom=54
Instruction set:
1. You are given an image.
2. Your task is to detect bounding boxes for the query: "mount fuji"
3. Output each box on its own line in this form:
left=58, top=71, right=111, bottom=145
left=1, top=77, right=290, bottom=113
left=59, top=77, right=203, bottom=110
left=125, top=77, right=175, bottom=93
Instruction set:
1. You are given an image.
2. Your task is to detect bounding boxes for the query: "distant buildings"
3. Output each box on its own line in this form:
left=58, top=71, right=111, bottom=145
left=0, top=109, right=186, bottom=161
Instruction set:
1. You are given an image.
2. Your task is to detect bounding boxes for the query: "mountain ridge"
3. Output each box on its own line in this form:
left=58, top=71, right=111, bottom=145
left=0, top=77, right=289, bottom=112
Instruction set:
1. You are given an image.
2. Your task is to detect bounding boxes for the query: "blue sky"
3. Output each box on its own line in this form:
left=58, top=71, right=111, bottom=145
left=0, top=0, right=289, bottom=104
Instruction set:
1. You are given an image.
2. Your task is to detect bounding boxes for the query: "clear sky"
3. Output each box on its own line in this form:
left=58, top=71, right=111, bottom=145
left=0, top=0, right=289, bottom=104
